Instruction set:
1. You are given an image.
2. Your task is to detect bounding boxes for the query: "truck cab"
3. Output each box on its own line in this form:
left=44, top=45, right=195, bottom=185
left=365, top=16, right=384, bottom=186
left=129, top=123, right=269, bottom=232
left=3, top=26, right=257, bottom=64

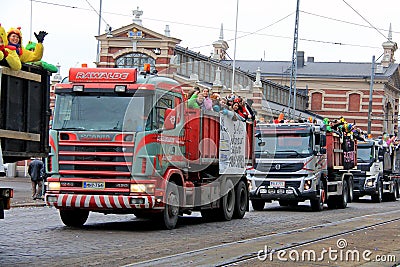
left=248, top=123, right=327, bottom=211
left=352, top=140, right=384, bottom=202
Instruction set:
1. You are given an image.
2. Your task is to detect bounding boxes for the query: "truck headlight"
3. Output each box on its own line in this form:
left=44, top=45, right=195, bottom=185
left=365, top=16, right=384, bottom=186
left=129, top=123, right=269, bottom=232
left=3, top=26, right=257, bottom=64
left=304, top=179, right=312, bottom=190
left=365, top=178, right=375, bottom=187
left=130, top=183, right=155, bottom=194
left=48, top=182, right=61, bottom=191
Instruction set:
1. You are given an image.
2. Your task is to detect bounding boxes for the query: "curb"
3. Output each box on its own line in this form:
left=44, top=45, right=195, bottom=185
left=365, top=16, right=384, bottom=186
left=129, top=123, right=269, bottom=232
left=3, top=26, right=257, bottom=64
left=11, top=202, right=46, bottom=208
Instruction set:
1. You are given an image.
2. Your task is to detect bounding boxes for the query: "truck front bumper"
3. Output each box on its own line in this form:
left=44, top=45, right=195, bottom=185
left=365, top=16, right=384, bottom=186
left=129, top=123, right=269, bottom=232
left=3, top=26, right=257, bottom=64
left=249, top=186, right=319, bottom=202
left=45, top=193, right=155, bottom=210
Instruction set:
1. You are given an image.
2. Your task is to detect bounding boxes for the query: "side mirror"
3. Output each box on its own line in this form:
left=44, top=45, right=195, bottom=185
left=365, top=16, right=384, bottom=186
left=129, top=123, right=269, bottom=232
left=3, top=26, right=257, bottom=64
left=163, top=108, right=176, bottom=130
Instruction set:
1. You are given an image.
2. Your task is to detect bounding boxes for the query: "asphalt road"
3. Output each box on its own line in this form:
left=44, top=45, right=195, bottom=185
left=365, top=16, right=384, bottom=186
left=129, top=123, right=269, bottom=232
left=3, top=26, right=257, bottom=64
left=1, top=191, right=400, bottom=267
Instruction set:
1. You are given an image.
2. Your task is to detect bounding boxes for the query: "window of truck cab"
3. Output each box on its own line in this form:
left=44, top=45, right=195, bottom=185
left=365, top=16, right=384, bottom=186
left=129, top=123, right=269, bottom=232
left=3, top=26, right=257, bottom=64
left=255, top=132, right=313, bottom=158
left=147, top=93, right=174, bottom=130
left=52, top=93, right=153, bottom=132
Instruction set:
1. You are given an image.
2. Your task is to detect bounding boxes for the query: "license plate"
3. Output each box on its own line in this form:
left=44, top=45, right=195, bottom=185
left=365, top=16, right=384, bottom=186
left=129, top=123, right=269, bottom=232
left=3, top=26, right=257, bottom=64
left=83, top=181, right=105, bottom=189
left=270, top=181, right=285, bottom=187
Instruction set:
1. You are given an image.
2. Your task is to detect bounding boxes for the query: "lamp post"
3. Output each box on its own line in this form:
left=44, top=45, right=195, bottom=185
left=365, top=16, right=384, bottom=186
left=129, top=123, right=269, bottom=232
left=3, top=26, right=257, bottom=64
left=367, top=55, right=375, bottom=135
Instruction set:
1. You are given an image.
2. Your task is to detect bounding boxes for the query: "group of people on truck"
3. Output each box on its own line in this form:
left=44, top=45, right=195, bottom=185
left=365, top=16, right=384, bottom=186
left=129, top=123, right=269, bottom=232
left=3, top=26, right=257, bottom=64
left=0, top=23, right=55, bottom=72
left=186, top=86, right=255, bottom=123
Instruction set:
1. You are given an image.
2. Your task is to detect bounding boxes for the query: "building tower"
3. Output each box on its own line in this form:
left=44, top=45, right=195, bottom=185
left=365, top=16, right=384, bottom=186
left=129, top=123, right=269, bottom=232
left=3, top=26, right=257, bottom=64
left=381, top=23, right=398, bottom=67
left=212, top=24, right=229, bottom=60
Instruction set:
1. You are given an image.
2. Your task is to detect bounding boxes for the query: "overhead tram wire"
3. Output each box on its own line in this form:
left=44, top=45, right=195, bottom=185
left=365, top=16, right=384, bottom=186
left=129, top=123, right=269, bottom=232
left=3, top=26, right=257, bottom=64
left=342, top=0, right=389, bottom=41
left=30, top=0, right=385, bottom=54
left=301, top=10, right=400, bottom=35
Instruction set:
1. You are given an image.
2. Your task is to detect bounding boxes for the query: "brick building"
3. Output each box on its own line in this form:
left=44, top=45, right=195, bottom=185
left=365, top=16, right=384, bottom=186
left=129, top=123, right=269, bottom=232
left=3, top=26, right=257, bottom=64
left=232, top=29, right=400, bottom=137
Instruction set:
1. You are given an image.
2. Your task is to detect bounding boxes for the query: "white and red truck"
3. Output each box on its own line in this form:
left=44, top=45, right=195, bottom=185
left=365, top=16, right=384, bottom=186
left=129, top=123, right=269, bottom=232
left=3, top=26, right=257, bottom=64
left=247, top=122, right=356, bottom=211
left=352, top=138, right=399, bottom=202
left=45, top=67, right=254, bottom=229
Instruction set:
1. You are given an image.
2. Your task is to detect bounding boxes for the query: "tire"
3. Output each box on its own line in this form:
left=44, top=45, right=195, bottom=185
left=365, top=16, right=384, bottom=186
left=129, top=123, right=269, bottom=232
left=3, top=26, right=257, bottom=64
left=161, top=181, right=179, bottom=230
left=218, top=179, right=235, bottom=221
left=348, top=179, right=354, bottom=203
left=59, top=209, right=89, bottom=227
left=371, top=180, right=383, bottom=203
left=251, top=199, right=265, bottom=211
left=233, top=180, right=248, bottom=219
left=336, top=179, right=348, bottom=209
left=311, top=185, right=325, bottom=212
left=388, top=182, right=398, bottom=202
left=352, top=195, right=360, bottom=202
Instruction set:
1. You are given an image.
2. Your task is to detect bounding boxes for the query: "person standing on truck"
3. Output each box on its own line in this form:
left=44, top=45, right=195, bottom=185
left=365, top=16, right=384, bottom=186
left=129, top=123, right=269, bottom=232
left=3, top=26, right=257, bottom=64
left=5, top=27, right=47, bottom=70
left=187, top=87, right=204, bottom=109
left=28, top=158, right=44, bottom=200
left=201, top=88, right=213, bottom=111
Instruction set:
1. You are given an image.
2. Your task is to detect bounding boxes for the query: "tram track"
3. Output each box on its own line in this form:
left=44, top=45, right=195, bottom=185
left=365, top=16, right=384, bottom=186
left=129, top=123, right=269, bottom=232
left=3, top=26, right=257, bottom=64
left=124, top=210, right=400, bottom=267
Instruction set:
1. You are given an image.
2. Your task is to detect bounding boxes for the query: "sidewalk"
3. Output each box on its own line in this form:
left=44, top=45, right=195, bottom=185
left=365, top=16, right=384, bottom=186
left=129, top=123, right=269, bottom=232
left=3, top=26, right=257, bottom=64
left=0, top=176, right=46, bottom=207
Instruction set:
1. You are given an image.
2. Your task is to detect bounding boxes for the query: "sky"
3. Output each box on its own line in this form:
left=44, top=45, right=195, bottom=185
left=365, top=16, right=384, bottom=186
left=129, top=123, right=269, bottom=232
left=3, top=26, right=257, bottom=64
left=1, top=0, right=399, bottom=78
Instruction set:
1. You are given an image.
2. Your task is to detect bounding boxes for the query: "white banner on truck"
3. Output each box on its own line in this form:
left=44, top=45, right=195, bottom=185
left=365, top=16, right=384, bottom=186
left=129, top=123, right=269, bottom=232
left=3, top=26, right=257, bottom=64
left=219, top=115, right=246, bottom=174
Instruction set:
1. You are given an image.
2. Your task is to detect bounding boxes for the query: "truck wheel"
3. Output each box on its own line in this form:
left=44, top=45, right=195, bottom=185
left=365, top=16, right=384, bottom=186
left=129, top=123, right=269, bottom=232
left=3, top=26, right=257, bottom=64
left=336, top=179, right=348, bottom=209
left=251, top=199, right=265, bottom=211
left=233, top=180, right=248, bottom=219
left=162, top=181, right=180, bottom=229
left=371, top=181, right=383, bottom=203
left=219, top=179, right=235, bottom=221
left=59, top=209, right=89, bottom=227
left=311, top=187, right=325, bottom=212
left=388, top=182, right=398, bottom=202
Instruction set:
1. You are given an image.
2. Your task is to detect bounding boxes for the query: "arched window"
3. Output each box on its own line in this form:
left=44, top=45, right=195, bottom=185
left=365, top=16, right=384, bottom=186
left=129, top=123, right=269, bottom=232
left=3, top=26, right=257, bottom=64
left=115, top=53, right=155, bottom=71
left=348, top=93, right=360, bottom=111
left=311, top=92, right=322, bottom=111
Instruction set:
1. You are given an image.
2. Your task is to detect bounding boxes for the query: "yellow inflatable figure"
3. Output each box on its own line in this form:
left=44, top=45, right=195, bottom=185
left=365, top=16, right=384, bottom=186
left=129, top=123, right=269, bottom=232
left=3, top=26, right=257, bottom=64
left=6, top=27, right=46, bottom=65
left=0, top=24, right=21, bottom=70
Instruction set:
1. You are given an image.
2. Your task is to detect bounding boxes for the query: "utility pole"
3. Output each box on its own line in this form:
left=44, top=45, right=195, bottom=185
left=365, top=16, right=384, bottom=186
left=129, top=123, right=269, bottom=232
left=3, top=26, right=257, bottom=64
left=288, top=0, right=300, bottom=119
left=96, top=0, right=103, bottom=64
left=367, top=55, right=375, bottom=135
left=231, top=0, right=239, bottom=93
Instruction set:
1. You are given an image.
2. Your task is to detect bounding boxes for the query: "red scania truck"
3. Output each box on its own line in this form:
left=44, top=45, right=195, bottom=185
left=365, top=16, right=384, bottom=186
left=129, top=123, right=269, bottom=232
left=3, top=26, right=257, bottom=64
left=45, top=67, right=254, bottom=229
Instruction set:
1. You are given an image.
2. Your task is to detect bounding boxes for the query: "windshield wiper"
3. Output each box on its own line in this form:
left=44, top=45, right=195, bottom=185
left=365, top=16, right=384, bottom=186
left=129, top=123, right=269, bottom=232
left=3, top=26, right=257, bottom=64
left=61, top=127, right=86, bottom=130
left=255, top=150, right=274, bottom=158
left=276, top=150, right=302, bottom=157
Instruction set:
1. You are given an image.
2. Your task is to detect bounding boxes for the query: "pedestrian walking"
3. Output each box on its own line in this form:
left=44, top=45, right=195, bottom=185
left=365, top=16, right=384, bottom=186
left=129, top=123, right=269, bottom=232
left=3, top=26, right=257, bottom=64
left=28, top=158, right=44, bottom=200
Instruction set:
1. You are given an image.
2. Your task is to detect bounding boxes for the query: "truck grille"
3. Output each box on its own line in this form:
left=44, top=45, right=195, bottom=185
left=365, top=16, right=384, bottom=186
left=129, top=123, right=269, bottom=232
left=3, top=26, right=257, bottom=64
left=58, top=140, right=134, bottom=178
left=353, top=177, right=366, bottom=190
left=261, top=180, right=301, bottom=189
left=254, top=162, right=304, bottom=172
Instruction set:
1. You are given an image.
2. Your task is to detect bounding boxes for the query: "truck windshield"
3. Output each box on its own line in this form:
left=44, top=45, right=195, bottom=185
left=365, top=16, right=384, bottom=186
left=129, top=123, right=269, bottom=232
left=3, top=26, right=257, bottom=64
left=357, top=146, right=373, bottom=162
left=52, top=95, right=151, bottom=131
left=255, top=133, right=312, bottom=158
